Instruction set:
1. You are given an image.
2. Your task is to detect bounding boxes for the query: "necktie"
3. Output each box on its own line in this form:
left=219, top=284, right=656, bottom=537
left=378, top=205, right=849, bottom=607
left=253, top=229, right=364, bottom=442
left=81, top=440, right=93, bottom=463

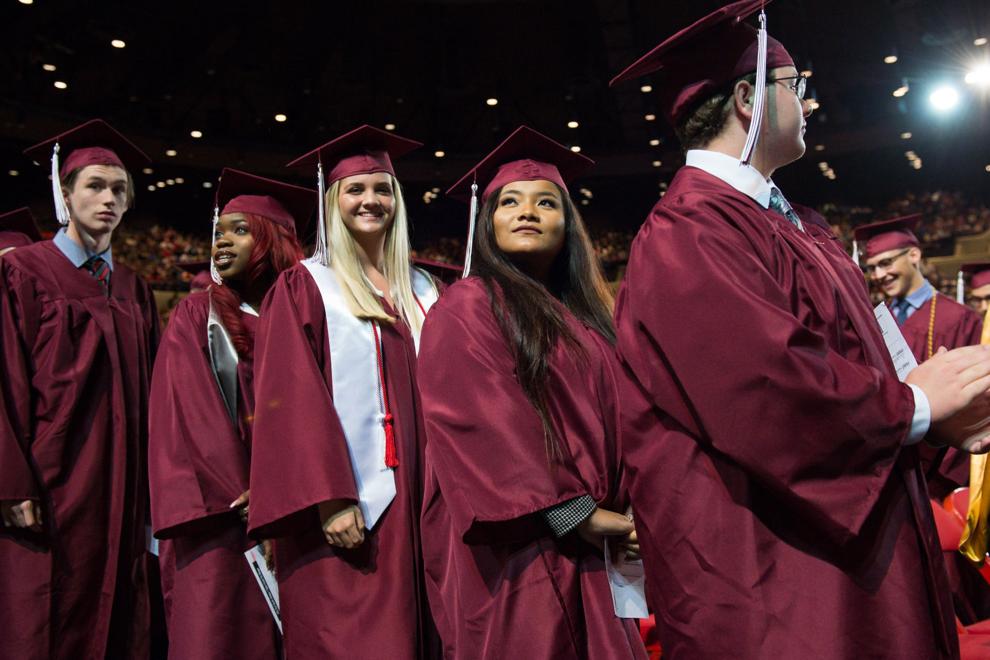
left=893, top=300, right=909, bottom=325
left=768, top=187, right=804, bottom=231
left=83, top=256, right=111, bottom=293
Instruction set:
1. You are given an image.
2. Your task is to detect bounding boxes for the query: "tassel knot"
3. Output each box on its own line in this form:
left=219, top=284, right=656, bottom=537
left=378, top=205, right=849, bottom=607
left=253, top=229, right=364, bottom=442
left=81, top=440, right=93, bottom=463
left=383, top=413, right=398, bottom=468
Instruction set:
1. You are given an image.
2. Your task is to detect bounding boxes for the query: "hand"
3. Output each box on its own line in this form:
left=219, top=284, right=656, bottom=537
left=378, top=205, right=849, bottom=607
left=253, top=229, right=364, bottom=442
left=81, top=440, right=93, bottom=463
left=616, top=528, right=640, bottom=563
left=261, top=539, right=275, bottom=573
left=576, top=508, right=634, bottom=553
left=229, top=490, right=250, bottom=523
left=318, top=499, right=365, bottom=549
left=1, top=499, right=43, bottom=531
left=930, top=389, right=990, bottom=453
left=906, top=345, right=990, bottom=423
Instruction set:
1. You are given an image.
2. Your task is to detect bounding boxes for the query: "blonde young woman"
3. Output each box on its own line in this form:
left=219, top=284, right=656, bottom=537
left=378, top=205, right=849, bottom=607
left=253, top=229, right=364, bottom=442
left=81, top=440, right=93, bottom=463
left=247, top=126, right=440, bottom=659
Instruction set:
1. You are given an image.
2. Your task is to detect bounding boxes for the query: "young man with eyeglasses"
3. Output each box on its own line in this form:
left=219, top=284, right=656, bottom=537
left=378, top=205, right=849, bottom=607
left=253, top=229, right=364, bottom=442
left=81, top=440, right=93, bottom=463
left=610, top=1, right=990, bottom=657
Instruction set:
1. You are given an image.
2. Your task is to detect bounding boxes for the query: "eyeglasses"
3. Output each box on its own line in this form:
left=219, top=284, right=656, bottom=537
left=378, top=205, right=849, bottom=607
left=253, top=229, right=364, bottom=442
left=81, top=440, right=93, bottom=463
left=863, top=248, right=911, bottom=275
left=770, top=73, right=808, bottom=100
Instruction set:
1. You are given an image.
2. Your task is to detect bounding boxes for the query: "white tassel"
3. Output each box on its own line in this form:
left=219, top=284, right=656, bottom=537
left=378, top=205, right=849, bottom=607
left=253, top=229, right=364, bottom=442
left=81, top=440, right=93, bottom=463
left=740, top=10, right=768, bottom=166
left=851, top=239, right=859, bottom=264
left=311, top=161, right=330, bottom=267
left=461, top=181, right=478, bottom=278
left=957, top=270, right=965, bottom=304
left=51, top=143, right=71, bottom=226
left=210, top=204, right=223, bottom=286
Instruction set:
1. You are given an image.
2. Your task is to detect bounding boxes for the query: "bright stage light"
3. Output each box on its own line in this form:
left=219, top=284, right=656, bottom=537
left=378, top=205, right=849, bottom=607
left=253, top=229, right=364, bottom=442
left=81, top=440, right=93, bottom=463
left=929, top=85, right=960, bottom=112
left=965, top=64, right=990, bottom=87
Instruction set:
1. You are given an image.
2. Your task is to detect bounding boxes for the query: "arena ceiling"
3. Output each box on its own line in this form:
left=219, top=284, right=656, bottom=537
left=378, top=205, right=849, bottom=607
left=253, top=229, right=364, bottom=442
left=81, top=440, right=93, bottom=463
left=1, top=0, right=988, bottom=240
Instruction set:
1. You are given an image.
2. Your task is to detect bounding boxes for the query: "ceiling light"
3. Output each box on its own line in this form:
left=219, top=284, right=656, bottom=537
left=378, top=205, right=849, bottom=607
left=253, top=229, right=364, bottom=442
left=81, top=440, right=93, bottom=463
left=580, top=199, right=589, bottom=206
left=892, top=85, right=909, bottom=98
left=567, top=120, right=579, bottom=128
left=166, top=179, right=175, bottom=186
left=111, top=39, right=126, bottom=49
left=165, top=149, right=177, bottom=157
left=384, top=123, right=396, bottom=131
left=884, top=54, right=898, bottom=64
left=649, top=138, right=660, bottom=146
left=652, top=160, right=662, bottom=167
left=965, top=64, right=990, bottom=87
left=190, top=130, right=203, bottom=138
left=8, top=170, right=19, bottom=176
left=147, top=185, right=156, bottom=192
left=486, top=97, right=498, bottom=106
left=570, top=146, right=581, bottom=153
left=814, top=144, right=825, bottom=152
left=640, top=84, right=652, bottom=93
left=156, top=181, right=165, bottom=188
left=42, top=63, right=56, bottom=72
left=434, top=150, right=445, bottom=158
left=18, top=0, right=33, bottom=5
left=203, top=181, right=214, bottom=189
left=644, top=113, right=656, bottom=121
left=142, top=167, right=153, bottom=174
left=818, top=162, right=829, bottom=170
left=900, top=132, right=912, bottom=139
left=800, top=70, right=813, bottom=78
left=53, top=80, right=67, bottom=90
left=175, top=177, right=185, bottom=184
left=975, top=37, right=988, bottom=47
left=274, top=113, right=287, bottom=123
left=929, top=84, right=960, bottom=112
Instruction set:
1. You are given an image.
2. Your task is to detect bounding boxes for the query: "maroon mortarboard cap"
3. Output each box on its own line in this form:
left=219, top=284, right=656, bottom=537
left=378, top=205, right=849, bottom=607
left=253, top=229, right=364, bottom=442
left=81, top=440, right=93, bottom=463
left=853, top=215, right=922, bottom=260
left=609, top=0, right=794, bottom=126
left=446, top=126, right=594, bottom=204
left=177, top=260, right=213, bottom=291
left=0, top=207, right=42, bottom=243
left=286, top=124, right=422, bottom=185
left=216, top=168, right=316, bottom=238
left=23, top=119, right=150, bottom=179
left=413, top=257, right=463, bottom=284
left=962, top=263, right=990, bottom=291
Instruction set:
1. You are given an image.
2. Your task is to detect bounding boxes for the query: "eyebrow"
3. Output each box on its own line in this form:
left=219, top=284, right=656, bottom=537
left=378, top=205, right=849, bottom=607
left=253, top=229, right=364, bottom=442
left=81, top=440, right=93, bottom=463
left=500, top=189, right=560, bottom=199
left=84, top=175, right=128, bottom=186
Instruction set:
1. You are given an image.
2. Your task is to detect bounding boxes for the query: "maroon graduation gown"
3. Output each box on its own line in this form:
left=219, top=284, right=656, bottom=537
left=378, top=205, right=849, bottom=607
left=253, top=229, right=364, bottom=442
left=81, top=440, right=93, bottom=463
left=247, top=264, right=436, bottom=659
left=148, top=292, right=280, bottom=659
left=417, top=278, right=647, bottom=660
left=0, top=240, right=160, bottom=659
left=615, top=166, right=959, bottom=660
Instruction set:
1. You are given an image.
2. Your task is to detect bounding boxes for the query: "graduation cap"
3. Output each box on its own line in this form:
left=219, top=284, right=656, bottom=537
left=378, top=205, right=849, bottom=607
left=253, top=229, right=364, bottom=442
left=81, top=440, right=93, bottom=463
left=413, top=257, right=463, bottom=286
left=177, top=260, right=213, bottom=292
left=959, top=262, right=990, bottom=303
left=446, top=126, right=594, bottom=277
left=610, top=0, right=794, bottom=164
left=216, top=168, right=316, bottom=238
left=286, top=125, right=422, bottom=267
left=851, top=214, right=921, bottom=263
left=23, top=119, right=151, bottom=227
left=0, top=207, right=43, bottom=248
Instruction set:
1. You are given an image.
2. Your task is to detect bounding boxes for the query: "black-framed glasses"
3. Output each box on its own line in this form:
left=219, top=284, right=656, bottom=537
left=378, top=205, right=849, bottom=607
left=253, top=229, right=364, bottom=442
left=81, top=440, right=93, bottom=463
left=863, top=248, right=911, bottom=275
left=770, top=73, right=808, bottom=100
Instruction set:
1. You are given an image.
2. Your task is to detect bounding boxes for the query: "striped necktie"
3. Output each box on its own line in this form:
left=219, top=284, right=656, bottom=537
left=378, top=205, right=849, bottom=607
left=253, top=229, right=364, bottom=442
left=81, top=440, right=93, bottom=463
left=768, top=187, right=804, bottom=231
left=83, top=256, right=111, bottom=293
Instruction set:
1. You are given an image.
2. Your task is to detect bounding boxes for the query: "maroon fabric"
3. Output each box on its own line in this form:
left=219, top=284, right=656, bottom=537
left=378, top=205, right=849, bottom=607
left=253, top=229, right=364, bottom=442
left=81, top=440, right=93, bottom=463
left=23, top=119, right=150, bottom=177
left=614, top=167, right=959, bottom=659
left=962, top=263, right=990, bottom=291
left=0, top=240, right=160, bottom=659
left=608, top=0, right=794, bottom=124
left=417, top=278, right=647, bottom=659
left=853, top=214, right=922, bottom=259
left=217, top=168, right=317, bottom=237
left=286, top=124, right=422, bottom=186
left=148, top=293, right=280, bottom=659
left=0, top=231, right=34, bottom=251
left=0, top=207, right=42, bottom=243
left=247, top=265, right=437, bottom=659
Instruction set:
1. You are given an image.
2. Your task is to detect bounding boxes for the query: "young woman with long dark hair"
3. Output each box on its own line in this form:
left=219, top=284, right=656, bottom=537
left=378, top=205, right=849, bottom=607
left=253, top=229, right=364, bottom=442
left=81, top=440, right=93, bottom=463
left=148, top=169, right=311, bottom=660
left=417, top=126, right=647, bottom=659
left=247, top=126, right=440, bottom=658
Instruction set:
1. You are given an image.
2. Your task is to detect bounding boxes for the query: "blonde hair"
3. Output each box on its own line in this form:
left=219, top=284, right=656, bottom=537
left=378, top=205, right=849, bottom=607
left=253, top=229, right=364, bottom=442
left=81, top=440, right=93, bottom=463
left=325, top=174, right=427, bottom=334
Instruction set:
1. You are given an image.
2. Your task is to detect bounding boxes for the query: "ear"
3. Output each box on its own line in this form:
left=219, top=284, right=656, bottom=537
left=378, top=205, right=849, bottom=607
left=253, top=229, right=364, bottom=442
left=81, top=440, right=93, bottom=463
left=733, top=79, right=755, bottom=120
left=908, top=247, right=923, bottom=266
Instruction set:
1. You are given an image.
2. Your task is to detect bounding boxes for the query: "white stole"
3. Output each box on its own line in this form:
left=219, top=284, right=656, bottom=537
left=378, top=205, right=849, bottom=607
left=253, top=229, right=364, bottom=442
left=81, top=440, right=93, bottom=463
left=301, top=259, right=438, bottom=529
left=207, top=294, right=240, bottom=425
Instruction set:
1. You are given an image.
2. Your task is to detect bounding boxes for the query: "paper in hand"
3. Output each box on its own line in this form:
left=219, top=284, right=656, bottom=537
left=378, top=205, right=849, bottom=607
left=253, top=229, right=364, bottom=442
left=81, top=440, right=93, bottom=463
left=245, top=544, right=282, bottom=634
left=604, top=540, right=649, bottom=619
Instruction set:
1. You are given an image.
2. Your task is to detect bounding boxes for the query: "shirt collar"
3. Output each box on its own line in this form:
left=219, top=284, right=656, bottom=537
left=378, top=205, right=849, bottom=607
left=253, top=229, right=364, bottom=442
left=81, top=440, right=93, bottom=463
left=685, top=149, right=777, bottom=209
left=901, top=279, right=934, bottom=311
left=53, top=228, right=114, bottom=271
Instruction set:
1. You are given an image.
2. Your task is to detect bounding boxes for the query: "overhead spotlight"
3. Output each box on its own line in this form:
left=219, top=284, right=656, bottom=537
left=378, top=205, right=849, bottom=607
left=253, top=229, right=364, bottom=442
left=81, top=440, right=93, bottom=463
left=175, top=177, right=185, bottom=184
left=644, top=113, right=656, bottom=121
left=156, top=181, right=166, bottom=188
left=431, top=187, right=440, bottom=194
left=652, top=160, right=662, bottom=167
left=900, top=132, right=912, bottom=139
left=648, top=138, right=660, bottom=146
left=976, top=37, right=988, bottom=47
left=818, top=162, right=829, bottom=170
left=640, top=84, right=653, bottom=93
left=434, top=150, right=445, bottom=158
left=42, top=63, right=56, bottom=72
left=142, top=167, right=153, bottom=174
left=814, top=144, right=825, bottom=152
left=965, top=64, right=990, bottom=87
left=985, top=164, right=990, bottom=173
left=190, top=130, right=203, bottom=138
left=111, top=39, right=126, bottom=49
left=580, top=199, right=589, bottom=206
left=486, top=97, right=498, bottom=106
left=929, top=84, right=960, bottom=112
left=892, top=84, right=909, bottom=98
left=165, top=149, right=177, bottom=157
left=570, top=145, right=581, bottom=153
left=274, top=113, right=287, bottom=122
left=147, top=185, right=156, bottom=192
left=8, top=170, right=19, bottom=176
left=567, top=120, right=579, bottom=128
left=53, top=80, right=68, bottom=90
left=384, top=123, right=396, bottom=131
left=884, top=54, right=898, bottom=64
left=166, top=179, right=175, bottom=186
left=18, top=0, right=33, bottom=5
left=202, top=181, right=214, bottom=189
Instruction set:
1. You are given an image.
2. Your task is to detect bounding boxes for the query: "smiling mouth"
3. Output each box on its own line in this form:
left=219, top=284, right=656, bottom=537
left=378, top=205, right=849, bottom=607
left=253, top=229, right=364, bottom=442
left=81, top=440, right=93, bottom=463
left=513, top=227, right=542, bottom=234
left=214, top=251, right=236, bottom=267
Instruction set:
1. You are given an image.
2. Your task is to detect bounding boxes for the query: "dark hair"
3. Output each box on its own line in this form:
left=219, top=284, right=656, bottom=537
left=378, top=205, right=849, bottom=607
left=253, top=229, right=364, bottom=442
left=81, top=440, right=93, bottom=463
left=472, top=182, right=614, bottom=459
left=675, top=72, right=757, bottom=151
left=212, top=214, right=303, bottom=357
left=62, top=166, right=136, bottom=209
